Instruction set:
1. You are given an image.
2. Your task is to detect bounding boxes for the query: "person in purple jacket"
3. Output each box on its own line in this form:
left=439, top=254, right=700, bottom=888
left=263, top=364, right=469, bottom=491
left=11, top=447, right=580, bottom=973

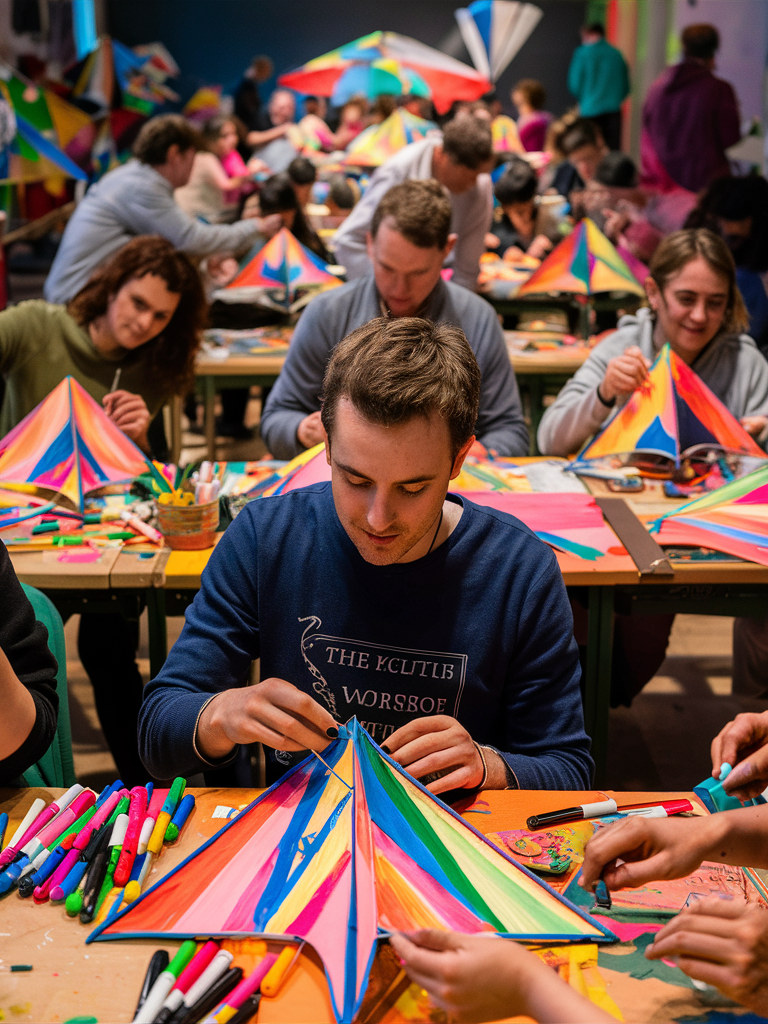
left=642, top=24, right=741, bottom=194
left=140, top=317, right=592, bottom=793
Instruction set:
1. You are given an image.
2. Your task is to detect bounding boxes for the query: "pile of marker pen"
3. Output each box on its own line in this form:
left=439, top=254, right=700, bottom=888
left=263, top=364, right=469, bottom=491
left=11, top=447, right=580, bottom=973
left=151, top=461, right=222, bottom=508
left=0, top=777, right=193, bottom=925
left=191, top=461, right=222, bottom=506
left=132, top=939, right=303, bottom=1024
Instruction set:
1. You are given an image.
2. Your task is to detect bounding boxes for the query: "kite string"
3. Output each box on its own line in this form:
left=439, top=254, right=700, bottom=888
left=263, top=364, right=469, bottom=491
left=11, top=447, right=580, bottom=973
left=312, top=749, right=351, bottom=791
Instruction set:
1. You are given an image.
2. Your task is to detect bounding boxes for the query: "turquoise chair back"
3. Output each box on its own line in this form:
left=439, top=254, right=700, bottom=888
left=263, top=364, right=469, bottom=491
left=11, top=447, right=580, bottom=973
left=19, top=583, right=76, bottom=788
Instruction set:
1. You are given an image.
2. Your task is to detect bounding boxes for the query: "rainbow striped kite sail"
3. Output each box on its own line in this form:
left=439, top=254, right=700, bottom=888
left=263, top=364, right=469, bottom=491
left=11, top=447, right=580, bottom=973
left=491, top=114, right=523, bottom=153
left=650, top=463, right=768, bottom=566
left=89, top=720, right=613, bottom=1022
left=216, top=228, right=340, bottom=311
left=0, top=377, right=150, bottom=511
left=343, top=109, right=436, bottom=167
left=573, top=344, right=765, bottom=470
left=516, top=218, right=645, bottom=298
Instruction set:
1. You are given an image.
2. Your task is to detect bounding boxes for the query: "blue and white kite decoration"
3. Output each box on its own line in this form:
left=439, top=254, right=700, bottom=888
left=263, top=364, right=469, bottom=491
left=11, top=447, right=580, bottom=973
left=455, top=1, right=543, bottom=82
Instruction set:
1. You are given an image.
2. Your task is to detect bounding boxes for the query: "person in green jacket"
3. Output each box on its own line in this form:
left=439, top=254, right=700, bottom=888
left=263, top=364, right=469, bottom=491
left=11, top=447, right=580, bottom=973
left=0, top=235, right=206, bottom=785
left=568, top=23, right=630, bottom=150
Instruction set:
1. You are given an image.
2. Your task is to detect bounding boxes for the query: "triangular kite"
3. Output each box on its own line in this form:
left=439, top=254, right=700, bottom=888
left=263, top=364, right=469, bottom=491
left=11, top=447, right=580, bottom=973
left=649, top=463, right=768, bottom=566
left=215, top=228, right=340, bottom=311
left=572, top=344, right=765, bottom=471
left=89, top=720, right=613, bottom=1023
left=517, top=218, right=645, bottom=298
left=343, top=109, right=436, bottom=166
left=0, top=377, right=150, bottom=511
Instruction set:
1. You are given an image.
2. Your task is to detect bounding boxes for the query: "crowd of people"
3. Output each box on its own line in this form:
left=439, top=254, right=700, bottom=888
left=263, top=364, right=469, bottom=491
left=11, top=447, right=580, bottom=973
left=1, top=16, right=768, bottom=1022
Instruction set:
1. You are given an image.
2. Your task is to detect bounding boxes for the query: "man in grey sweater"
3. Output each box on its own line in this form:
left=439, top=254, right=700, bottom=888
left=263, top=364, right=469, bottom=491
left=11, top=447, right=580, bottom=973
left=45, top=115, right=274, bottom=305
left=538, top=306, right=768, bottom=457
left=333, top=117, right=493, bottom=292
left=262, top=180, right=527, bottom=459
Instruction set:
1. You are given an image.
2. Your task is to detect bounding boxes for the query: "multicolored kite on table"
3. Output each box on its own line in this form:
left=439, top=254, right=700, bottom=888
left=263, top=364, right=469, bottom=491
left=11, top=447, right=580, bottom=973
left=343, top=109, right=435, bottom=166
left=649, top=464, right=768, bottom=566
left=455, top=1, right=543, bottom=82
left=572, top=344, right=764, bottom=473
left=279, top=31, right=490, bottom=115
left=491, top=114, right=523, bottom=153
left=89, top=719, right=613, bottom=1023
left=215, top=228, right=341, bottom=312
left=516, top=218, right=645, bottom=298
left=0, top=377, right=150, bottom=511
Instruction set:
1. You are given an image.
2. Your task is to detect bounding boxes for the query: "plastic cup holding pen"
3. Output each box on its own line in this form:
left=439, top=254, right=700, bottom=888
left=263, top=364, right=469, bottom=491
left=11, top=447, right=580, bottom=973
left=156, top=499, right=219, bottom=550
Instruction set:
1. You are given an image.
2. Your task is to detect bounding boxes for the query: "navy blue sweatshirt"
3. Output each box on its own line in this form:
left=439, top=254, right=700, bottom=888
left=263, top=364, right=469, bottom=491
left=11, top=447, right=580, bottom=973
left=140, top=484, right=592, bottom=789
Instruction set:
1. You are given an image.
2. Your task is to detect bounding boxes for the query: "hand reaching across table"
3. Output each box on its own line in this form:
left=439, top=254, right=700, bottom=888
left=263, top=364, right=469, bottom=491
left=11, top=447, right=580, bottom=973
left=711, top=711, right=768, bottom=801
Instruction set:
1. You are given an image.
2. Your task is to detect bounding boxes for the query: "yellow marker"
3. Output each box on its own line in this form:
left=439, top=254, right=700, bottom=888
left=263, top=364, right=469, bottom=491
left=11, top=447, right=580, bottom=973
left=261, top=943, right=303, bottom=998
left=146, top=812, right=172, bottom=856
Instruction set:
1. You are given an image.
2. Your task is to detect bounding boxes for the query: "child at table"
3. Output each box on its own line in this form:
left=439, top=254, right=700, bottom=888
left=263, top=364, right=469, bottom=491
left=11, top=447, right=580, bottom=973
left=0, top=545, right=58, bottom=785
left=174, top=115, right=254, bottom=224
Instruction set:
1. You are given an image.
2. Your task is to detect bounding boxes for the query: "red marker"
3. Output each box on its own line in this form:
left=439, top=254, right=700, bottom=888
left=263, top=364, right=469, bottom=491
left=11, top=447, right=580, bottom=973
left=114, top=786, right=148, bottom=886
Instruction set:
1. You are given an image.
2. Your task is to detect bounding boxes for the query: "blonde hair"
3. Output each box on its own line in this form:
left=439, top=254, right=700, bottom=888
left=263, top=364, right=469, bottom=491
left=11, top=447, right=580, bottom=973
left=649, top=228, right=749, bottom=335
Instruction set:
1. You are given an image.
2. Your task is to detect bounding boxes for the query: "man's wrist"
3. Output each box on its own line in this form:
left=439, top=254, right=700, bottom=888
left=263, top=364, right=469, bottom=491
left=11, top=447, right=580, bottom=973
left=195, top=693, right=237, bottom=763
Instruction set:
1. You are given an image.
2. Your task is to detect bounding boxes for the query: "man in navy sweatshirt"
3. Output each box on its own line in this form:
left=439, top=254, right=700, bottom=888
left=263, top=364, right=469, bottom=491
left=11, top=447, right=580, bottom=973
left=140, top=318, right=592, bottom=793
left=260, top=178, right=528, bottom=460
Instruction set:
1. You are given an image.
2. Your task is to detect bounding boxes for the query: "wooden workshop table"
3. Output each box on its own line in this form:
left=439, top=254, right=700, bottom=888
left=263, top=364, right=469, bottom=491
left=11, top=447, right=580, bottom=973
left=8, top=546, right=171, bottom=679
left=173, top=342, right=591, bottom=463
left=0, top=785, right=724, bottom=1024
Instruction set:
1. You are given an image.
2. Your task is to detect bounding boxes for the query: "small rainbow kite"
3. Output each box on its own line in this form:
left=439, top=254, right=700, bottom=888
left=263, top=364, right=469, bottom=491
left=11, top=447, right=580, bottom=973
left=649, top=463, right=768, bottom=566
left=342, top=109, right=436, bottom=167
left=516, top=218, right=645, bottom=298
left=89, top=719, right=613, bottom=1023
left=215, top=228, right=341, bottom=312
left=572, top=344, right=765, bottom=472
left=0, top=377, right=150, bottom=511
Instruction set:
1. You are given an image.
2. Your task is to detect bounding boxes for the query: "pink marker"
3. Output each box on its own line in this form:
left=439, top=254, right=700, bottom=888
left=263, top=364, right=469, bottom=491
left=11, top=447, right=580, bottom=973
left=23, top=791, right=95, bottom=861
left=0, top=800, right=59, bottom=869
left=204, top=953, right=278, bottom=1023
left=120, top=510, right=163, bottom=543
left=174, top=941, right=220, bottom=995
left=73, top=789, right=125, bottom=851
left=35, top=845, right=79, bottom=902
left=114, top=786, right=148, bottom=886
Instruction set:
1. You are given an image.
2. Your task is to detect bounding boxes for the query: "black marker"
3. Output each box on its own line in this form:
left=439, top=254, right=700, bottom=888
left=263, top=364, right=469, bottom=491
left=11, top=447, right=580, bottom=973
left=134, top=949, right=170, bottom=1020
left=526, top=798, right=618, bottom=831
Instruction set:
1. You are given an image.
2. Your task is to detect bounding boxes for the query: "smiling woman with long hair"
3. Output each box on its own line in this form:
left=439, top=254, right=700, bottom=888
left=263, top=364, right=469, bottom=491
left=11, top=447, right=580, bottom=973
left=0, top=235, right=205, bottom=453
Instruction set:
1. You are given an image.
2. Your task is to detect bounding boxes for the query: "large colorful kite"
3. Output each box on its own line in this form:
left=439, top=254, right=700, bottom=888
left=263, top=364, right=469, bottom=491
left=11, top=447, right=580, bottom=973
left=216, top=228, right=341, bottom=311
left=279, top=31, right=490, bottom=115
left=649, top=463, right=768, bottom=566
left=0, top=377, right=150, bottom=511
left=90, top=720, right=613, bottom=1023
left=573, top=344, right=765, bottom=471
left=455, top=1, right=543, bottom=82
left=343, top=109, right=436, bottom=167
left=516, top=218, right=645, bottom=298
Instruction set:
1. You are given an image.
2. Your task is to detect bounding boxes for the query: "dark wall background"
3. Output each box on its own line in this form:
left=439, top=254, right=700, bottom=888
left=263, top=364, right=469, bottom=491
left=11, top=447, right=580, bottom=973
left=107, top=0, right=586, bottom=118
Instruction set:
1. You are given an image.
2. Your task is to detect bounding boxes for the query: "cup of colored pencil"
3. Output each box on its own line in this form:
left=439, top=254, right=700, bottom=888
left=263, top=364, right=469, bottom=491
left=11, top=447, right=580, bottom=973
left=153, top=461, right=221, bottom=550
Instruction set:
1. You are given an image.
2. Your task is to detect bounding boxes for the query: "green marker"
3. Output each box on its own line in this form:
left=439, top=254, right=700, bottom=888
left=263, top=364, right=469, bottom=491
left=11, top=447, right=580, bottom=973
left=134, top=940, right=197, bottom=1024
left=10, top=964, right=32, bottom=972
left=32, top=521, right=60, bottom=534
left=50, top=805, right=98, bottom=850
left=65, top=885, right=84, bottom=917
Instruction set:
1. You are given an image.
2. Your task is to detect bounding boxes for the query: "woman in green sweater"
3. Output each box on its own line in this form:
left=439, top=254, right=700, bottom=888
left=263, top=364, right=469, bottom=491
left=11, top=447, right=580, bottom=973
left=0, top=235, right=206, bottom=784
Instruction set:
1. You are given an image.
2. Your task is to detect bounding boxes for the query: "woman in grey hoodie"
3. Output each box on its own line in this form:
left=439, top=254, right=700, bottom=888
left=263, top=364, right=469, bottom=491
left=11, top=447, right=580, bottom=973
left=539, top=228, right=768, bottom=703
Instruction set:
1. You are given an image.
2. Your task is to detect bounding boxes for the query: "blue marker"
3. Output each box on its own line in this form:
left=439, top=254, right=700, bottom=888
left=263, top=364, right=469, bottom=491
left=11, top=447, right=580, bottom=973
left=96, top=780, right=124, bottom=808
left=0, top=856, right=29, bottom=894
left=165, top=794, right=195, bottom=842
left=50, top=859, right=88, bottom=902
left=17, top=843, right=69, bottom=898
left=0, top=812, right=8, bottom=850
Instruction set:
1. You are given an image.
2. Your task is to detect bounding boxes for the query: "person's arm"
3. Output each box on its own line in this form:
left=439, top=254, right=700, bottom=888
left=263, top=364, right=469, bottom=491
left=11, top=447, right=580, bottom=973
left=0, top=303, right=39, bottom=375
left=717, top=81, right=742, bottom=151
left=738, top=342, right=768, bottom=419
left=537, top=338, right=649, bottom=456
left=0, top=546, right=58, bottom=784
left=472, top=307, right=530, bottom=456
left=390, top=930, right=616, bottom=1024
left=246, top=123, right=290, bottom=148
left=451, top=178, right=493, bottom=291
left=138, top=508, right=334, bottom=779
left=260, top=299, right=336, bottom=459
left=710, top=711, right=768, bottom=800
left=121, top=177, right=263, bottom=257
left=495, top=548, right=593, bottom=788
left=580, top=804, right=768, bottom=892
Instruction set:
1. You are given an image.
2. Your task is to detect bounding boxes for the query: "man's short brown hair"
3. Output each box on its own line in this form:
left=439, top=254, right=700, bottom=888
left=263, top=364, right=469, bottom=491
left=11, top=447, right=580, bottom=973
left=133, top=115, right=202, bottom=166
left=321, top=316, right=481, bottom=459
left=442, top=116, right=493, bottom=169
left=682, top=23, right=719, bottom=59
left=370, top=179, right=451, bottom=249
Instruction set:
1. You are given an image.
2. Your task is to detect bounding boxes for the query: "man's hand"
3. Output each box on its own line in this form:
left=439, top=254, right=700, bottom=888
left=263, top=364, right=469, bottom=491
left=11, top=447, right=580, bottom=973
left=382, top=716, right=484, bottom=794
left=527, top=234, right=553, bottom=260
left=390, top=930, right=615, bottom=1024
left=741, top=415, right=768, bottom=437
left=196, top=677, right=337, bottom=762
left=102, top=390, right=151, bottom=451
left=646, top=899, right=768, bottom=1017
left=580, top=816, right=715, bottom=892
left=297, top=411, right=325, bottom=449
left=599, top=346, right=650, bottom=403
left=206, top=254, right=239, bottom=286
left=711, top=712, right=768, bottom=800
